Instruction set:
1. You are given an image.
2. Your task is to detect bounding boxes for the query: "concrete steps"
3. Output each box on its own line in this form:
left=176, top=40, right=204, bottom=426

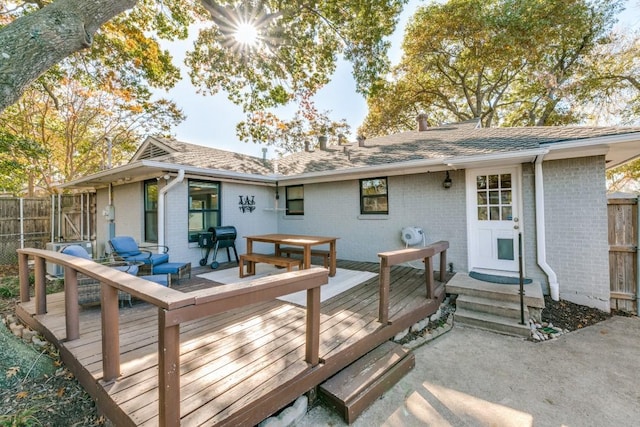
left=447, top=273, right=545, bottom=337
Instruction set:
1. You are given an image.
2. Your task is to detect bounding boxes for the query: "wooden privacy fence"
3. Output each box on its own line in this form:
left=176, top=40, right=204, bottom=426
left=0, top=195, right=96, bottom=265
left=608, top=196, right=638, bottom=314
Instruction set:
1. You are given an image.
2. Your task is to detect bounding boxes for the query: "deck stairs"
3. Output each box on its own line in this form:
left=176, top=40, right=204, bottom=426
left=318, top=341, right=414, bottom=424
left=446, top=273, right=545, bottom=337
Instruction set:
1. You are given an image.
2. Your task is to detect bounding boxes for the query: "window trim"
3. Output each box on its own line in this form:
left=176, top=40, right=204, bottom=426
left=188, top=179, right=221, bottom=242
left=285, top=184, right=304, bottom=216
left=143, top=179, right=158, bottom=243
left=360, top=177, right=389, bottom=215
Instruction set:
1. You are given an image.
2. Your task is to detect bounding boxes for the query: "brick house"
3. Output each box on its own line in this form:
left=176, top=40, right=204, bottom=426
left=60, top=119, right=640, bottom=311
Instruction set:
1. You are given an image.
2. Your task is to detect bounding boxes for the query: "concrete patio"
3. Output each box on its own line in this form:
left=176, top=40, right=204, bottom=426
left=301, top=315, right=640, bottom=426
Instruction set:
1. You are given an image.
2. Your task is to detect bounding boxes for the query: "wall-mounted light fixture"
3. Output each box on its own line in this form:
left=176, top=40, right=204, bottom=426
left=443, top=171, right=452, bottom=189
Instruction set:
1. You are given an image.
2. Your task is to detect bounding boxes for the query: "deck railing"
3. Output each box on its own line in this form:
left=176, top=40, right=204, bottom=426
left=17, top=248, right=328, bottom=427
left=377, top=240, right=449, bottom=324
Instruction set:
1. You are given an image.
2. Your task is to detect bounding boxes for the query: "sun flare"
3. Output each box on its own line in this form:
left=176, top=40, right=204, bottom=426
left=234, top=21, right=259, bottom=47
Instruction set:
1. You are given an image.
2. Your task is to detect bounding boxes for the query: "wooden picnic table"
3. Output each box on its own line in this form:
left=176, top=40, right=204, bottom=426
left=244, top=233, right=338, bottom=277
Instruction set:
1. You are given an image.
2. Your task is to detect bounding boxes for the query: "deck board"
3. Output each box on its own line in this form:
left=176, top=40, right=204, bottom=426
left=17, top=261, right=450, bottom=426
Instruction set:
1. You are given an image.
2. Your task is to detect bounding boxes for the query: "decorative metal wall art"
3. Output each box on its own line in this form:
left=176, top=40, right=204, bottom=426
left=238, top=195, right=256, bottom=213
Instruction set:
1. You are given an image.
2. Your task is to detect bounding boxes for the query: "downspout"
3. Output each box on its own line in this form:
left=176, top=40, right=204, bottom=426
left=637, top=195, right=640, bottom=314
left=158, top=170, right=185, bottom=247
left=535, top=154, right=560, bottom=301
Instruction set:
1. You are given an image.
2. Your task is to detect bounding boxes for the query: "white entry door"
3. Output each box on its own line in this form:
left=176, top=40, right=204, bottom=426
left=467, top=166, right=522, bottom=274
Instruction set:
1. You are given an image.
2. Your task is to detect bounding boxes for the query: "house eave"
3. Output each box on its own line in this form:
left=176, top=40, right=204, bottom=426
left=542, top=132, right=640, bottom=169
left=444, top=149, right=549, bottom=169
left=277, top=149, right=550, bottom=185
left=276, top=158, right=449, bottom=185
left=58, top=160, right=275, bottom=191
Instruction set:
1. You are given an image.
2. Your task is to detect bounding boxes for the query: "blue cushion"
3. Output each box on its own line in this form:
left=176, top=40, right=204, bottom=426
left=123, top=252, right=169, bottom=266
left=109, top=236, right=142, bottom=257
left=113, top=264, right=139, bottom=275
left=141, top=274, right=169, bottom=287
left=61, top=245, right=92, bottom=259
left=153, top=262, right=187, bottom=274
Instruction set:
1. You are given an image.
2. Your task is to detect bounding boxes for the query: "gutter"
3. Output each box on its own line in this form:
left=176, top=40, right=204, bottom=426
left=535, top=153, right=559, bottom=300
left=158, top=169, right=185, bottom=247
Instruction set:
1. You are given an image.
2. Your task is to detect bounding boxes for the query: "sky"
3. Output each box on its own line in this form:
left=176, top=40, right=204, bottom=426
left=156, top=0, right=640, bottom=159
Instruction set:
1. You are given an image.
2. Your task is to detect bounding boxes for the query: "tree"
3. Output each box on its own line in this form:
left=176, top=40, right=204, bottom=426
left=360, top=0, right=627, bottom=137
left=0, top=74, right=184, bottom=195
left=0, top=1, right=189, bottom=195
left=0, top=0, right=408, bottom=142
left=607, top=159, right=640, bottom=193
left=0, top=130, right=48, bottom=195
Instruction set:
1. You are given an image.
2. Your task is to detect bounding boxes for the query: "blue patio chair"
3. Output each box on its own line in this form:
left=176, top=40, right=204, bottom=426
left=108, top=236, right=191, bottom=283
left=61, top=244, right=169, bottom=306
left=108, top=236, right=169, bottom=273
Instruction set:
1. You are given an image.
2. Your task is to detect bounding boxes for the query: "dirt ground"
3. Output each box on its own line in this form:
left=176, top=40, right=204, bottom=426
left=0, top=266, right=631, bottom=426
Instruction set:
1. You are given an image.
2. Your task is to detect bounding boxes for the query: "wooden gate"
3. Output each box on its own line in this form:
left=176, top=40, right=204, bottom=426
left=0, top=194, right=96, bottom=266
left=608, top=196, right=638, bottom=314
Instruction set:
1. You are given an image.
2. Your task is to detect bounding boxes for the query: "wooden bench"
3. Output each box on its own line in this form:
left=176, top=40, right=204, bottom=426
left=239, top=253, right=303, bottom=278
left=279, top=247, right=330, bottom=269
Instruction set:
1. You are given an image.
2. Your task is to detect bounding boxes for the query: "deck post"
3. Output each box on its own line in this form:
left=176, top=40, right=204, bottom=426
left=439, top=249, right=447, bottom=282
left=34, top=256, right=46, bottom=315
left=305, top=287, right=320, bottom=366
left=101, top=282, right=120, bottom=382
left=424, top=256, right=435, bottom=299
left=18, top=252, right=30, bottom=303
left=378, top=258, right=390, bottom=324
left=158, top=309, right=181, bottom=426
left=63, top=266, right=80, bottom=341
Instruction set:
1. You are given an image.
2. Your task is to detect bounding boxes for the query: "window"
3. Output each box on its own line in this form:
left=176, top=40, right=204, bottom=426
left=286, top=185, right=304, bottom=215
left=476, top=173, right=512, bottom=221
left=144, top=180, right=158, bottom=243
left=188, top=180, right=220, bottom=242
left=360, top=177, right=388, bottom=214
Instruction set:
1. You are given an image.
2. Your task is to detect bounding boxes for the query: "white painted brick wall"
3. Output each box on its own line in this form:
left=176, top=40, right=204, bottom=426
left=101, top=156, right=611, bottom=310
left=113, top=182, right=144, bottom=240
left=543, top=156, right=610, bottom=311
left=164, top=180, right=278, bottom=267
left=277, top=171, right=468, bottom=271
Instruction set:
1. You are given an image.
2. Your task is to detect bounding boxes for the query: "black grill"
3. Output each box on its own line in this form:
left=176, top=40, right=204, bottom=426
left=198, top=226, right=238, bottom=269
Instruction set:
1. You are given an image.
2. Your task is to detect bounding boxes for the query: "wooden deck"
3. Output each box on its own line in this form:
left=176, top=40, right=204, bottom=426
left=16, top=258, right=450, bottom=426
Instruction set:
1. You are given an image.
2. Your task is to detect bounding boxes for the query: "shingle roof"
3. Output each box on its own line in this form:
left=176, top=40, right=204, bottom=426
left=277, top=123, right=640, bottom=175
left=143, top=136, right=274, bottom=176
left=142, top=123, right=640, bottom=177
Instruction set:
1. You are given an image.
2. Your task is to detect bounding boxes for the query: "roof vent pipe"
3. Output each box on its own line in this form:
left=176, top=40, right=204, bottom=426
left=261, top=147, right=267, bottom=161
left=417, top=113, right=429, bottom=131
left=318, top=135, right=328, bottom=151
left=357, top=135, right=366, bottom=147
